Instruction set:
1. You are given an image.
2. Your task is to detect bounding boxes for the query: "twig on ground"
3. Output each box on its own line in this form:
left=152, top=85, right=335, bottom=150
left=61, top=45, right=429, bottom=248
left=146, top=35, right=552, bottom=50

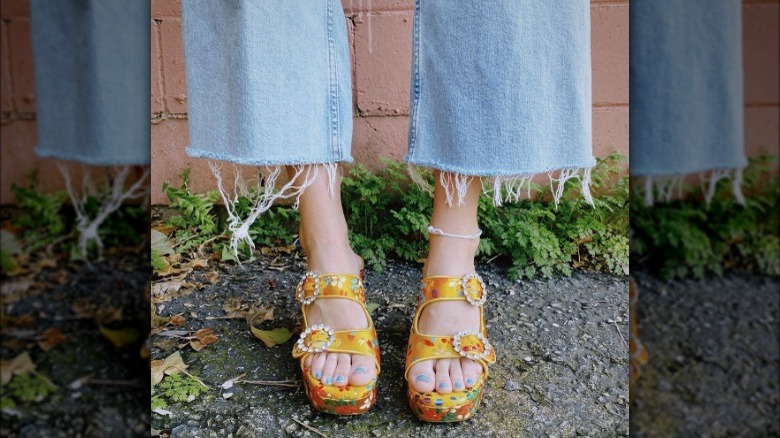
left=613, top=312, right=628, bottom=349
left=239, top=379, right=300, bottom=388
left=291, top=418, right=328, bottom=437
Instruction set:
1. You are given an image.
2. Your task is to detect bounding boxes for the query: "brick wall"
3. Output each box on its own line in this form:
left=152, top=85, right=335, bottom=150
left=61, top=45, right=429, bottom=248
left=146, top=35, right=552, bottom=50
left=1, top=0, right=777, bottom=205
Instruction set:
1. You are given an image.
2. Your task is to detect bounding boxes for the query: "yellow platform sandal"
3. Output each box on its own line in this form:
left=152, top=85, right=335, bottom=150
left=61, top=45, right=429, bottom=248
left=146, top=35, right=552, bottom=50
left=291, top=269, right=381, bottom=415
left=405, top=274, right=496, bottom=422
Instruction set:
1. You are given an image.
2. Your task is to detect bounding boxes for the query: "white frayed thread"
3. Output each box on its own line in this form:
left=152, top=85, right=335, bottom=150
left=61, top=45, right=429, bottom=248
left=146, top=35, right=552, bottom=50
left=439, top=172, right=475, bottom=207
left=407, top=163, right=433, bottom=194
left=548, top=168, right=594, bottom=209
left=491, top=175, right=532, bottom=206
left=210, top=162, right=338, bottom=259
left=641, top=167, right=745, bottom=207
left=58, top=163, right=150, bottom=258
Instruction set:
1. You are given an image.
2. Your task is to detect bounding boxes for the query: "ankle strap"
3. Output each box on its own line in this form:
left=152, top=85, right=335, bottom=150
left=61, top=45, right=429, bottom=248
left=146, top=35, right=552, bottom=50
left=418, top=274, right=487, bottom=307
left=296, top=272, right=366, bottom=305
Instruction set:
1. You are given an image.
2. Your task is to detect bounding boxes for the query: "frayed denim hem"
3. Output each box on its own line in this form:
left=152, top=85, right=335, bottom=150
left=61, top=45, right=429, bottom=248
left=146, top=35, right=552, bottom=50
left=186, top=146, right=353, bottom=167
left=35, top=147, right=151, bottom=166
left=634, top=167, right=746, bottom=207
left=206, top=160, right=345, bottom=259
left=57, top=163, right=150, bottom=258
left=405, top=157, right=596, bottom=208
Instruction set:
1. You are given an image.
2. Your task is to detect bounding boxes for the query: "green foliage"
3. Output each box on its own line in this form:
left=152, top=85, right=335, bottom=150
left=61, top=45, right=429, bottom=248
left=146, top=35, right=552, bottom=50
left=151, top=249, right=168, bottom=271
left=630, top=155, right=779, bottom=279
left=5, top=373, right=56, bottom=404
left=11, top=171, right=68, bottom=251
left=162, top=169, right=221, bottom=254
left=337, top=155, right=629, bottom=280
left=163, top=157, right=631, bottom=280
left=153, top=373, right=207, bottom=406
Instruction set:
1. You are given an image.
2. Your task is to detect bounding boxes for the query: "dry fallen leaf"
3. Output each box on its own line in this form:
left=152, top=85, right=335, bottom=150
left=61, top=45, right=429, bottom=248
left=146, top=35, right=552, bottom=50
left=203, top=270, right=220, bottom=284
left=189, top=328, right=218, bottom=351
left=38, top=327, right=67, bottom=351
left=169, top=315, right=186, bottom=327
left=150, top=351, right=187, bottom=385
left=250, top=327, right=292, bottom=348
left=99, top=325, right=142, bottom=348
left=189, top=258, right=209, bottom=270
left=247, top=304, right=274, bottom=325
left=0, top=351, right=36, bottom=385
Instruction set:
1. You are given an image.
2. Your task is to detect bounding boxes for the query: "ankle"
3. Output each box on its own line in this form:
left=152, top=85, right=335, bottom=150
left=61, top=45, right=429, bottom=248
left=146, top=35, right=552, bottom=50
left=301, top=235, right=360, bottom=275
left=423, top=237, right=479, bottom=277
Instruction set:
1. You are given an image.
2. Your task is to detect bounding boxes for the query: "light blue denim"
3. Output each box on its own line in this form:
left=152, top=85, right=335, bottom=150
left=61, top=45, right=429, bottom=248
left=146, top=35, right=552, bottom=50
left=29, top=0, right=150, bottom=165
left=182, top=0, right=353, bottom=166
left=405, top=0, right=595, bottom=177
left=630, top=0, right=746, bottom=176
left=183, top=1, right=594, bottom=179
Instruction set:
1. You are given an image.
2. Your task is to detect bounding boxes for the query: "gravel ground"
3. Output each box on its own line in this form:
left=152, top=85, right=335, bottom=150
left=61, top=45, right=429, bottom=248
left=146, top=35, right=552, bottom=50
left=150, top=253, right=629, bottom=437
left=1, top=250, right=150, bottom=437
left=630, top=273, right=780, bottom=437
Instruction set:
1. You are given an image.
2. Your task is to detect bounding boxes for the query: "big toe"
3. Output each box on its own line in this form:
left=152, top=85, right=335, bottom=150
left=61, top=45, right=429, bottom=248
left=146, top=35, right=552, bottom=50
left=348, top=355, right=376, bottom=386
left=408, top=360, right=436, bottom=393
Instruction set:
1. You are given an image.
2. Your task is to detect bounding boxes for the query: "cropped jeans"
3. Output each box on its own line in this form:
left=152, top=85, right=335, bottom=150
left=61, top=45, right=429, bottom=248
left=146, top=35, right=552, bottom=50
left=182, top=1, right=595, bottom=251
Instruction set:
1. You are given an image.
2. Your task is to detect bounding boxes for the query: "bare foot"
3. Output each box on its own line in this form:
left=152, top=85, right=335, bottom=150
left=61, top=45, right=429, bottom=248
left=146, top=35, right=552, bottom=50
left=300, top=246, right=377, bottom=387
left=408, top=235, right=483, bottom=393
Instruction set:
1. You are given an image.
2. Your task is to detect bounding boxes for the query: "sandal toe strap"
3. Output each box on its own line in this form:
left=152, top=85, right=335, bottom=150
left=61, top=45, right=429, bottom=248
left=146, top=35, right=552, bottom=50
left=293, top=326, right=381, bottom=372
left=405, top=330, right=496, bottom=380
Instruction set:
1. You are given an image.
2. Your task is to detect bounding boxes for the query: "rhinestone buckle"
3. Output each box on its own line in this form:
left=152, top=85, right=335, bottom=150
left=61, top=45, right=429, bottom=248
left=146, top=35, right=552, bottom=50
left=452, top=329, right=492, bottom=360
left=461, top=274, right=487, bottom=306
left=295, top=272, right=320, bottom=305
left=296, top=324, right=335, bottom=353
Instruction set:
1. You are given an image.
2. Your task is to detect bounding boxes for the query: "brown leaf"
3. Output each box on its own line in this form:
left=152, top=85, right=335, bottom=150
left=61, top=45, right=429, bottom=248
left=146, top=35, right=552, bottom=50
left=247, top=304, right=274, bottom=326
left=150, top=351, right=187, bottom=385
left=0, top=351, right=36, bottom=385
left=189, top=328, right=218, bottom=351
left=221, top=297, right=250, bottom=318
left=203, top=270, right=220, bottom=284
left=71, top=298, right=97, bottom=319
left=169, top=315, right=186, bottom=327
left=189, top=258, right=209, bottom=270
left=38, top=327, right=66, bottom=351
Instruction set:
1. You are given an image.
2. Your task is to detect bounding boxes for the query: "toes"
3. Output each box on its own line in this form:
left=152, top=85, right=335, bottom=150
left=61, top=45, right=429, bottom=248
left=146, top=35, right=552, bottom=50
left=333, top=354, right=352, bottom=387
left=309, top=353, right=327, bottom=380
left=434, top=359, right=453, bottom=394
left=449, top=357, right=465, bottom=391
left=461, top=358, right=481, bottom=388
left=349, top=355, right=375, bottom=386
left=320, top=353, right=339, bottom=385
left=408, top=361, right=436, bottom=393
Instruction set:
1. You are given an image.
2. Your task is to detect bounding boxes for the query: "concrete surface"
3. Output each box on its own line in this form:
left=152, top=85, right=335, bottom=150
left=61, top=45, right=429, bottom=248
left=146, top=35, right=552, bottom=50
left=150, top=254, right=630, bottom=437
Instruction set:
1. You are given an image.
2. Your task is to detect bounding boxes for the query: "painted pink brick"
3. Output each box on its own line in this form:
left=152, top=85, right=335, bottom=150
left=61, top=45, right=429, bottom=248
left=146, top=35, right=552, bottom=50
left=593, top=107, right=629, bottom=159
left=352, top=115, right=409, bottom=169
left=1, top=21, right=13, bottom=112
left=343, top=0, right=414, bottom=14
left=745, top=106, right=780, bottom=157
left=0, top=0, right=30, bottom=18
left=8, top=18, right=34, bottom=112
left=743, top=3, right=780, bottom=104
left=159, top=19, right=188, bottom=114
left=354, top=12, right=413, bottom=116
left=151, top=0, right=181, bottom=18
left=591, top=4, right=629, bottom=105
left=151, top=21, right=164, bottom=114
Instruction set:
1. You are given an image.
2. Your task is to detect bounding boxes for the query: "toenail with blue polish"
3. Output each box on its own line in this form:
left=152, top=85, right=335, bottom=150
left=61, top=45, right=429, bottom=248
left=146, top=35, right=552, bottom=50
left=438, top=382, right=449, bottom=389
left=353, top=367, right=367, bottom=375
left=454, top=381, right=463, bottom=389
left=314, top=371, right=322, bottom=378
left=324, top=376, right=332, bottom=384
left=466, top=378, right=474, bottom=385
left=415, top=374, right=431, bottom=383
left=335, top=375, right=345, bottom=383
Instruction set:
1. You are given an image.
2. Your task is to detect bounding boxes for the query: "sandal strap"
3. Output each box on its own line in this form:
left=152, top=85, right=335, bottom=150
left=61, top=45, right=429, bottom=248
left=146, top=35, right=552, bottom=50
left=293, top=326, right=381, bottom=372
left=405, top=329, right=496, bottom=380
left=296, top=273, right=366, bottom=305
left=418, top=274, right=487, bottom=307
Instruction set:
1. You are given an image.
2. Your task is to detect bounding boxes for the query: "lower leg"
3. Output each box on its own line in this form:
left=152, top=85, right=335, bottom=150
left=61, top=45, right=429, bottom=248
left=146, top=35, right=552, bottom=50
left=287, top=164, right=375, bottom=387
left=410, top=171, right=484, bottom=393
